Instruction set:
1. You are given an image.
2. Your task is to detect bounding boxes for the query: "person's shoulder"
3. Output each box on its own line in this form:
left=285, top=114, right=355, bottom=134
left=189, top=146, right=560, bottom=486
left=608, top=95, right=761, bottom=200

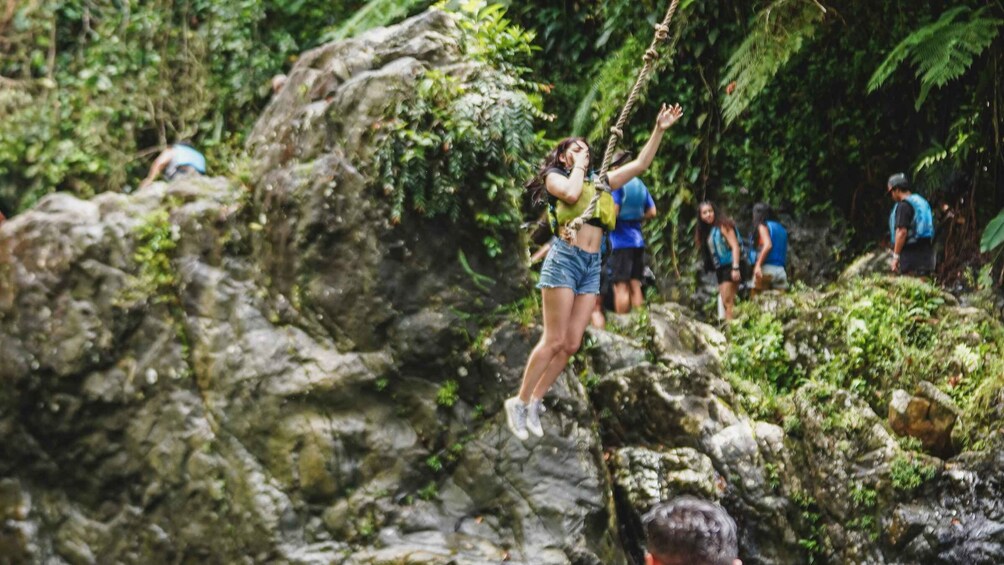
left=544, top=167, right=569, bottom=178
left=623, top=177, right=644, bottom=190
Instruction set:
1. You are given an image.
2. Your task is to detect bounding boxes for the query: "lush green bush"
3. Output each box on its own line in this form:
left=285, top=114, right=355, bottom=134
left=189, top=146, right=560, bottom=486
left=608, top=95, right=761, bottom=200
left=725, top=276, right=1004, bottom=448
left=373, top=2, right=544, bottom=257
left=0, top=0, right=366, bottom=214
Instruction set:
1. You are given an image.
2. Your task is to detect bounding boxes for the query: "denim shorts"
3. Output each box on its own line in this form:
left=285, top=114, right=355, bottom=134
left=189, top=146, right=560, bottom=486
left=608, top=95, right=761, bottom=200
left=537, top=238, right=601, bottom=295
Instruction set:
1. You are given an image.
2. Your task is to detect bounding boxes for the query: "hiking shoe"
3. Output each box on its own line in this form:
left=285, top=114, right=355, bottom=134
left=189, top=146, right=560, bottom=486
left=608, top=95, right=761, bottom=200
left=526, top=399, right=545, bottom=438
left=504, top=397, right=529, bottom=441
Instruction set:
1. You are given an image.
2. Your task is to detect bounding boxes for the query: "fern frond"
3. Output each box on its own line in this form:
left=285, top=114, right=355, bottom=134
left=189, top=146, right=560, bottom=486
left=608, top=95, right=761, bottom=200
left=720, top=0, right=827, bottom=125
left=322, top=0, right=429, bottom=42
left=571, top=83, right=599, bottom=138
left=867, top=7, right=1003, bottom=109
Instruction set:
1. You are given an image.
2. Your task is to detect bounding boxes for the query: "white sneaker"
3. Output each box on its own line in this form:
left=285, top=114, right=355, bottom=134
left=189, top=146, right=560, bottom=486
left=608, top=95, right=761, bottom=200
left=504, top=397, right=529, bottom=441
left=526, top=399, right=545, bottom=437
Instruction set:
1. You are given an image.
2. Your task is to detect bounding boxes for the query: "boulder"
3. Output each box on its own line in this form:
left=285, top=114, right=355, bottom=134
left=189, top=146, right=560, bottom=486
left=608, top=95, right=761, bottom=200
left=889, top=381, right=961, bottom=457
left=839, top=249, right=893, bottom=282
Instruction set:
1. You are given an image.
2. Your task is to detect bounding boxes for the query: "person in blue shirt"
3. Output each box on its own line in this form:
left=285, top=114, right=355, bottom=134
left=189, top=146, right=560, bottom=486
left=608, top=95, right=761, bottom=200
left=608, top=150, right=658, bottom=314
left=696, top=201, right=742, bottom=321
left=886, top=173, right=935, bottom=276
left=749, top=202, right=789, bottom=295
left=139, top=141, right=207, bottom=189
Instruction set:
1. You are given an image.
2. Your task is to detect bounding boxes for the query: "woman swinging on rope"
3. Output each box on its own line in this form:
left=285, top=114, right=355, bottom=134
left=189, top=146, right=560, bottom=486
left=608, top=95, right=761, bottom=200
left=504, top=103, right=683, bottom=441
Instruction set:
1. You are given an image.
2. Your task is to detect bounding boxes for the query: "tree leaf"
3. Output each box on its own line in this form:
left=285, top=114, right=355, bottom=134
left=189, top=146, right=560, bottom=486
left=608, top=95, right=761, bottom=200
left=980, top=208, right=1004, bottom=254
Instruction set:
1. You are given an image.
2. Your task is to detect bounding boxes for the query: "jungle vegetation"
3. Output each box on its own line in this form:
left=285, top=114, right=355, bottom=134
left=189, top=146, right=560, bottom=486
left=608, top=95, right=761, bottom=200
left=2, top=0, right=1003, bottom=285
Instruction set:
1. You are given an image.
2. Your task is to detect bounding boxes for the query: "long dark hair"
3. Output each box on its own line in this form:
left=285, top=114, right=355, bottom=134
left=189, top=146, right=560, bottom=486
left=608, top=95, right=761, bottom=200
left=525, top=137, right=590, bottom=205
left=751, top=202, right=774, bottom=246
left=695, top=201, right=736, bottom=248
left=695, top=200, right=736, bottom=270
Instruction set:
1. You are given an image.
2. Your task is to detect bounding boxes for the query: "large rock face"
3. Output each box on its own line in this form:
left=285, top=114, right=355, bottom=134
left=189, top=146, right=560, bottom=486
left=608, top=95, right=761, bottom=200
left=244, top=10, right=528, bottom=353
left=2, top=9, right=1004, bottom=565
left=0, top=10, right=616, bottom=565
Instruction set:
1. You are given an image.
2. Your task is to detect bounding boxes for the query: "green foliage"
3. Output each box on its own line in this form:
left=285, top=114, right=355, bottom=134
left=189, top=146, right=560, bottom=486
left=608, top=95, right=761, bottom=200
left=0, top=0, right=355, bottom=214
left=458, top=250, right=497, bottom=290
left=726, top=304, right=803, bottom=396
left=764, top=461, right=781, bottom=492
left=897, top=435, right=924, bottom=452
left=436, top=379, right=460, bottom=407
left=850, top=484, right=877, bottom=509
left=889, top=455, right=937, bottom=491
left=584, top=36, right=651, bottom=142
left=792, top=489, right=825, bottom=561
left=373, top=3, right=543, bottom=257
left=980, top=208, right=1004, bottom=255
left=720, top=0, right=826, bottom=125
left=846, top=484, right=879, bottom=538
left=323, top=0, right=430, bottom=42
left=724, top=276, right=1004, bottom=448
left=796, top=277, right=946, bottom=395
left=426, top=455, right=443, bottom=472
left=133, top=209, right=180, bottom=299
left=867, top=6, right=1003, bottom=110
left=130, top=205, right=194, bottom=378
left=417, top=481, right=439, bottom=501
left=452, top=1, right=540, bottom=78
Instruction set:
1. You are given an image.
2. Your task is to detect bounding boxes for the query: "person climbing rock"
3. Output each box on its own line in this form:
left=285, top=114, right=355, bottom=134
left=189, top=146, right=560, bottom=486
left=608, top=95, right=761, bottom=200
left=696, top=201, right=743, bottom=321
left=643, top=496, right=743, bottom=565
left=748, top=202, right=789, bottom=295
left=886, top=173, right=935, bottom=276
left=608, top=150, right=658, bottom=314
left=504, top=103, right=684, bottom=441
left=139, top=141, right=207, bottom=189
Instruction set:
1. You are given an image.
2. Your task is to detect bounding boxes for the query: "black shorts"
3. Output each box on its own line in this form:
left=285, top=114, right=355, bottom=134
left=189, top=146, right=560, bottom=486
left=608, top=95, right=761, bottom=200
left=608, top=247, right=645, bottom=283
left=900, top=240, right=936, bottom=275
left=715, top=266, right=739, bottom=285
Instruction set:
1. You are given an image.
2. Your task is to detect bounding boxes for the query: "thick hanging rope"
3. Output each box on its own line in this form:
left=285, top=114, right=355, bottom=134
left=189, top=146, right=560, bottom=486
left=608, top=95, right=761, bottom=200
left=563, top=0, right=681, bottom=243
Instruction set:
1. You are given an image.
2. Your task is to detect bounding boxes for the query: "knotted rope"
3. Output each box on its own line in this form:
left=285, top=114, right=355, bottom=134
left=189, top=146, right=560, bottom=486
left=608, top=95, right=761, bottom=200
left=562, top=0, right=681, bottom=243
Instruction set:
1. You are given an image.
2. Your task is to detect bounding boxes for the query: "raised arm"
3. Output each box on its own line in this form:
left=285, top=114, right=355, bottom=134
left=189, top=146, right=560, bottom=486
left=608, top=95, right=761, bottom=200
left=607, top=103, right=683, bottom=189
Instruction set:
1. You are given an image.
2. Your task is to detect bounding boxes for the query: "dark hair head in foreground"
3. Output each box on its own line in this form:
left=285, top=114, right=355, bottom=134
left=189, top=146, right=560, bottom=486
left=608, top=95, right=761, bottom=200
left=644, top=496, right=741, bottom=565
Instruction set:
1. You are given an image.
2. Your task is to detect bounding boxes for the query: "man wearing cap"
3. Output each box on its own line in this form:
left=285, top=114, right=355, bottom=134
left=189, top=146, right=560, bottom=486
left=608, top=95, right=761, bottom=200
left=886, top=172, right=936, bottom=276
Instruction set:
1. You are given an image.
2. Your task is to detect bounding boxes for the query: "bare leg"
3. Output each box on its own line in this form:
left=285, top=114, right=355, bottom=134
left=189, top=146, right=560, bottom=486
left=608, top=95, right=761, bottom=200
left=518, top=287, right=574, bottom=402
left=613, top=282, right=631, bottom=314
left=590, top=295, right=605, bottom=329
left=720, top=281, right=738, bottom=320
left=629, top=279, right=644, bottom=309
left=531, top=293, right=597, bottom=399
